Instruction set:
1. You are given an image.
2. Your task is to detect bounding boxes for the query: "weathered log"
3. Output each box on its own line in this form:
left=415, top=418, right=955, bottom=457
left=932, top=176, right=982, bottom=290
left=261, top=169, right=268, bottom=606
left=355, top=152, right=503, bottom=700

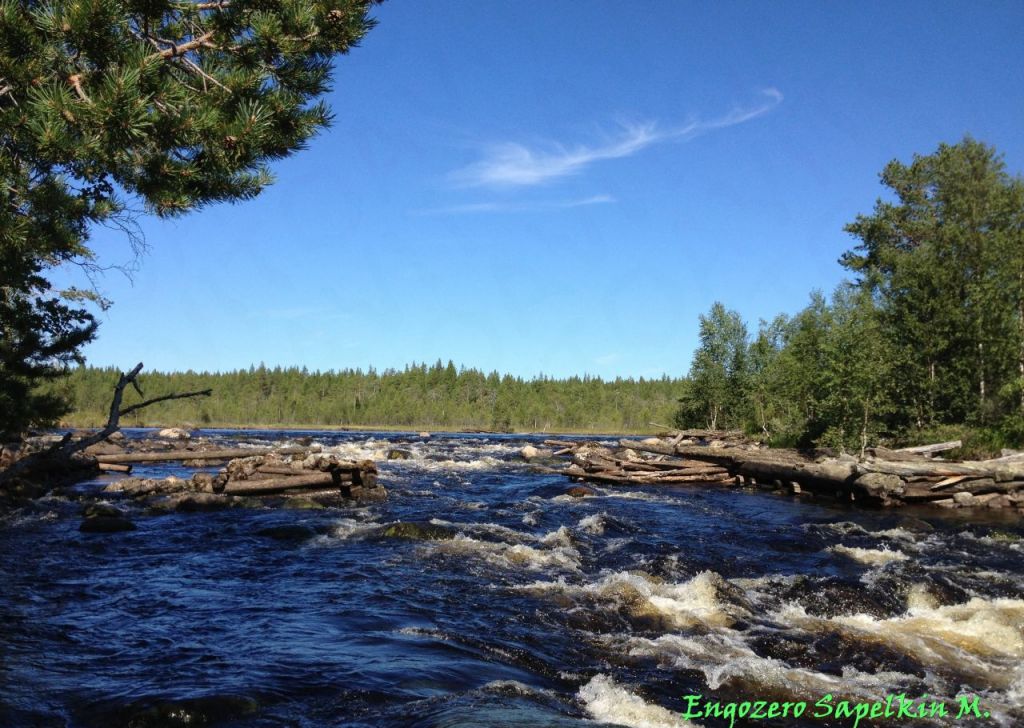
left=858, top=457, right=1024, bottom=480
left=223, top=472, right=335, bottom=494
left=95, top=446, right=309, bottom=464
left=98, top=463, right=132, bottom=473
left=895, top=440, right=962, bottom=455
left=256, top=465, right=310, bottom=476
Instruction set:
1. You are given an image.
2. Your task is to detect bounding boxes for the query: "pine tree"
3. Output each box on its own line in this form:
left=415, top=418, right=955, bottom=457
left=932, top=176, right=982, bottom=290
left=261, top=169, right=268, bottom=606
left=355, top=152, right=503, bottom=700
left=0, top=0, right=381, bottom=436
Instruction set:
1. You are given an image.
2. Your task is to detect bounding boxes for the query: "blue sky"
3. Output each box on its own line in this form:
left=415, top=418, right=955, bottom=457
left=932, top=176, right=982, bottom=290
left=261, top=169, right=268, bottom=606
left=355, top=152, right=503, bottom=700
left=70, top=1, right=1024, bottom=379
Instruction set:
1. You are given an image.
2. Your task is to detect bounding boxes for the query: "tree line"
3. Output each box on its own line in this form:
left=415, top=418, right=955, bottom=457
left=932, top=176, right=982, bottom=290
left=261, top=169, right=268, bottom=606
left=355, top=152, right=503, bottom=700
left=676, top=138, right=1024, bottom=455
left=50, top=362, right=683, bottom=433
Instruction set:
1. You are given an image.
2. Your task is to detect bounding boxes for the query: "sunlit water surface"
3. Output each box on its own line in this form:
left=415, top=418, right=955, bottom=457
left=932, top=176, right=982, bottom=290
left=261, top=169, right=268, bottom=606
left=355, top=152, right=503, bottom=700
left=2, top=429, right=1023, bottom=727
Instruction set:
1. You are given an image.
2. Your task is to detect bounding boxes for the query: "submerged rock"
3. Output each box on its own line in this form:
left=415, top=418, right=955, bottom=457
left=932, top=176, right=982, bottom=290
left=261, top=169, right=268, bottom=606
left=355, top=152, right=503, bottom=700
left=566, top=485, right=597, bottom=498
left=79, top=515, right=136, bottom=533
left=81, top=502, right=125, bottom=519
left=149, top=493, right=234, bottom=513
left=122, top=694, right=259, bottom=727
left=386, top=448, right=412, bottom=461
left=256, top=524, right=317, bottom=541
left=379, top=521, right=456, bottom=540
left=282, top=497, right=326, bottom=510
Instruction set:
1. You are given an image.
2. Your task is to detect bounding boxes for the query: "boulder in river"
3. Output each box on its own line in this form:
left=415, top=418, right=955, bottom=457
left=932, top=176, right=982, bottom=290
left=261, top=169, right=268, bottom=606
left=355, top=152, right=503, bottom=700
left=386, top=448, right=412, bottom=461
left=157, top=427, right=191, bottom=440
left=566, top=485, right=597, bottom=498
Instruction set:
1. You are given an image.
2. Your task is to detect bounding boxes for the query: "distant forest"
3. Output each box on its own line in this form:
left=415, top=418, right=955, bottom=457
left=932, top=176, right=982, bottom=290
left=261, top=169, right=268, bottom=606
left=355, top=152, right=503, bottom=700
left=51, top=363, right=683, bottom=433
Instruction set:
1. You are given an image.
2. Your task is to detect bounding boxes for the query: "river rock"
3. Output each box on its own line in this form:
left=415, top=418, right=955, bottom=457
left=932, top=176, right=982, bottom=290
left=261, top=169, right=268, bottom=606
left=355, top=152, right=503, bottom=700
left=419, top=432, right=431, bottom=438
left=379, top=521, right=456, bottom=540
left=83, top=440, right=125, bottom=456
left=79, top=515, right=136, bottom=533
left=566, top=485, right=597, bottom=498
left=157, top=427, right=191, bottom=440
left=81, top=502, right=125, bottom=519
left=386, top=448, right=412, bottom=461
left=190, top=472, right=227, bottom=493
left=164, top=495, right=233, bottom=511
left=854, top=473, right=905, bottom=502
left=953, top=491, right=975, bottom=506
left=104, top=476, right=190, bottom=497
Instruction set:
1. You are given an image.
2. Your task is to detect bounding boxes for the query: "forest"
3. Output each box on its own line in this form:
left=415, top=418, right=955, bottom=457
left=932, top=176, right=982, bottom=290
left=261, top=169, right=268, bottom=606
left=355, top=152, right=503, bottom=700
left=49, top=363, right=683, bottom=434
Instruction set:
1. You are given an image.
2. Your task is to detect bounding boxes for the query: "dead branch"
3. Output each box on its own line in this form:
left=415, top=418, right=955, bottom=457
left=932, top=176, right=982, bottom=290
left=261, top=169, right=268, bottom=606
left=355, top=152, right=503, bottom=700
left=0, top=363, right=211, bottom=485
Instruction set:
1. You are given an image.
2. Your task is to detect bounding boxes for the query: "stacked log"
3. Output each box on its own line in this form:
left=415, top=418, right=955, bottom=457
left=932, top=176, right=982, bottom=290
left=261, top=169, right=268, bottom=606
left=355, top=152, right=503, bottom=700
left=553, top=431, right=1024, bottom=514
left=219, top=451, right=383, bottom=502
left=560, top=443, right=733, bottom=486
left=98, top=442, right=383, bottom=504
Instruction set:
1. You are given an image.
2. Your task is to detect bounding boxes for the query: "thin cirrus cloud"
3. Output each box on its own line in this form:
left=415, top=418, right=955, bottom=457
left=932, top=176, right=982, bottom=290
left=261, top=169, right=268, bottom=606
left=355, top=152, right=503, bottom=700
left=419, top=194, right=615, bottom=215
left=450, top=88, right=783, bottom=188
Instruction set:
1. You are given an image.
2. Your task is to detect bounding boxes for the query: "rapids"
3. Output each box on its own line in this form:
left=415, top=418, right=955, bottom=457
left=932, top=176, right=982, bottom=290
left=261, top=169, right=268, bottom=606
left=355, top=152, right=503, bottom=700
left=1, top=429, right=1022, bottom=727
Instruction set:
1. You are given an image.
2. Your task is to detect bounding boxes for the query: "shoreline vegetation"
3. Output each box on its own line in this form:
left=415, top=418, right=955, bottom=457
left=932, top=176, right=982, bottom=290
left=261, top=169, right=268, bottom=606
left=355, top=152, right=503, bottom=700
left=45, top=363, right=683, bottom=436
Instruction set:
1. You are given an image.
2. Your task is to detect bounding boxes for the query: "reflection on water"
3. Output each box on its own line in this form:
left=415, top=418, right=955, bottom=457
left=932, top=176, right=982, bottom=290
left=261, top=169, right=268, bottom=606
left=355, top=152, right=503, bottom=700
left=1, top=429, right=1022, bottom=727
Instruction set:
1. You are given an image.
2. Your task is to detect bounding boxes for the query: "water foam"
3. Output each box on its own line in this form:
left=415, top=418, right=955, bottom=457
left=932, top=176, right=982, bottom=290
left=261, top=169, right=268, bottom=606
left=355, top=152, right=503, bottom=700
left=518, top=570, right=743, bottom=630
left=779, top=595, right=1024, bottom=689
left=829, top=544, right=909, bottom=566
left=430, top=533, right=581, bottom=572
left=578, top=674, right=702, bottom=728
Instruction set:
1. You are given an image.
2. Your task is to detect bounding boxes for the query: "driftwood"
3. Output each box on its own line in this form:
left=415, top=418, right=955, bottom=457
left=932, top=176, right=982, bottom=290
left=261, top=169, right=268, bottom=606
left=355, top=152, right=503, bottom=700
left=95, top=446, right=309, bottom=464
left=1, top=363, right=211, bottom=486
left=549, top=431, right=1023, bottom=513
left=895, top=440, right=962, bottom=455
left=223, top=472, right=336, bottom=495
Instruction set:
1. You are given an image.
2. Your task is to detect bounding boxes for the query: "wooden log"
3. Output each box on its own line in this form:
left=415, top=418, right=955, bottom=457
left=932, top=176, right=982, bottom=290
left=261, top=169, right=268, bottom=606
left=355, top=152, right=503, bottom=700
left=252, top=468, right=354, bottom=482
left=256, top=465, right=311, bottom=476
left=929, top=475, right=972, bottom=490
left=98, top=462, right=132, bottom=473
left=895, top=440, right=962, bottom=455
left=95, top=446, right=310, bottom=464
left=858, top=458, right=1024, bottom=479
left=223, top=472, right=335, bottom=494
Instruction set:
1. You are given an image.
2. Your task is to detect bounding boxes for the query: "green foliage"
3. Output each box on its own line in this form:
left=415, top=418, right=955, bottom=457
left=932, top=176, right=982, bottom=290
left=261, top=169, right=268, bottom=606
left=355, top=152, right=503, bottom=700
left=674, top=302, right=748, bottom=430
left=842, top=137, right=1024, bottom=427
left=0, top=0, right=381, bottom=436
left=674, top=138, right=1024, bottom=453
left=48, top=363, right=686, bottom=433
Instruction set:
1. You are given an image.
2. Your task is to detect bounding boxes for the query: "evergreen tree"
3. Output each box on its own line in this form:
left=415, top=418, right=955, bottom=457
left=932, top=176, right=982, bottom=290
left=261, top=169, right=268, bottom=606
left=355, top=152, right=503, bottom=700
left=0, top=0, right=380, bottom=436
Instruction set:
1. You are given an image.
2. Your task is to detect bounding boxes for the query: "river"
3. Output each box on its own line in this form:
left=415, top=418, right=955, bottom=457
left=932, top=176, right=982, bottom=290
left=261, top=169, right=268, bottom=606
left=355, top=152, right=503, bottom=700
left=1, top=429, right=1022, bottom=727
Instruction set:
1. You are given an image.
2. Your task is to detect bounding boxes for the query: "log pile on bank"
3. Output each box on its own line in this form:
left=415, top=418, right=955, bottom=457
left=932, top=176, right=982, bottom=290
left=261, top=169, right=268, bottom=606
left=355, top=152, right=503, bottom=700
left=551, top=431, right=1024, bottom=513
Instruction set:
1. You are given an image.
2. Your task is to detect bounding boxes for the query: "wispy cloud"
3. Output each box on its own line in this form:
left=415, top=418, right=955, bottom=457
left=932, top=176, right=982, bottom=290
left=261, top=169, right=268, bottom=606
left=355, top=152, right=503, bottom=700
left=418, top=194, right=615, bottom=215
left=450, top=88, right=782, bottom=188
